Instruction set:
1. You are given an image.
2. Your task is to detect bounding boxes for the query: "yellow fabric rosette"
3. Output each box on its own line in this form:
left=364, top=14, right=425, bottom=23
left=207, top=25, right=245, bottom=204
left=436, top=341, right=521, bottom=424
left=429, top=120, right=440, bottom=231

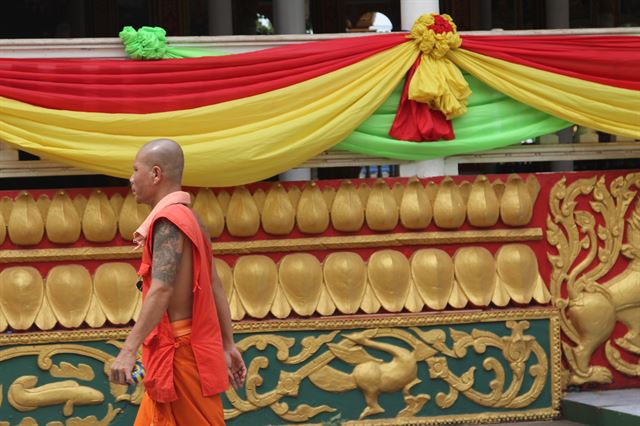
left=407, top=13, right=471, bottom=119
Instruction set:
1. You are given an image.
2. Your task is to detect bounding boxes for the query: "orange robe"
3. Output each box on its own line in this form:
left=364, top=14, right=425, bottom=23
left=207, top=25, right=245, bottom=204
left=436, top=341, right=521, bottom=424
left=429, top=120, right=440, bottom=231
left=134, top=320, right=225, bottom=426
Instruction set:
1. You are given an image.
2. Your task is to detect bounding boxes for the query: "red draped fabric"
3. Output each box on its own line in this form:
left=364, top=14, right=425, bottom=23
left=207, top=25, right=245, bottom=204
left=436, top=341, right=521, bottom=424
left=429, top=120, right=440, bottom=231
left=0, top=33, right=406, bottom=113
left=461, top=35, right=640, bottom=91
left=389, top=57, right=454, bottom=142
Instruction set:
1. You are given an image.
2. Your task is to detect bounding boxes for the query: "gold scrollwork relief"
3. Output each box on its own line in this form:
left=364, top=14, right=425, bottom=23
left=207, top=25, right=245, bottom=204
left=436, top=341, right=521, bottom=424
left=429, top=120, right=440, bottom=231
left=0, top=342, right=141, bottom=424
left=547, top=172, right=640, bottom=385
left=225, top=319, right=553, bottom=423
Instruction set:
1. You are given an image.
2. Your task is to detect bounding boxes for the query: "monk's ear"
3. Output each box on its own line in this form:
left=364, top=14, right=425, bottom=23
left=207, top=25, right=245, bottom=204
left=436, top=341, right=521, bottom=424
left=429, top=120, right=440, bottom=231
left=152, top=165, right=162, bottom=184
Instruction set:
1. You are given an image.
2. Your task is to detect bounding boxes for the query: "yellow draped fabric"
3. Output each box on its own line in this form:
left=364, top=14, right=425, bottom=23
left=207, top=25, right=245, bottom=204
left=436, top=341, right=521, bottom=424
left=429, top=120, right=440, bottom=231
left=0, top=43, right=416, bottom=187
left=448, top=48, right=640, bottom=139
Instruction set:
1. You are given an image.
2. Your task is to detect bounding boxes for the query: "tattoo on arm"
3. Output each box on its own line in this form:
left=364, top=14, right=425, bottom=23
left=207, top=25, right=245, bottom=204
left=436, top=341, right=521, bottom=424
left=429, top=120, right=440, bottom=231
left=151, top=219, right=184, bottom=285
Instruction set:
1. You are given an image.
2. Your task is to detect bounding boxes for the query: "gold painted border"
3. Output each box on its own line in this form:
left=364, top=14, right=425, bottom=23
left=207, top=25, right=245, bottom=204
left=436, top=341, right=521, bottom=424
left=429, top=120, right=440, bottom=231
left=334, top=407, right=558, bottom=426
left=232, top=307, right=556, bottom=333
left=0, top=328, right=130, bottom=346
left=0, top=228, right=542, bottom=262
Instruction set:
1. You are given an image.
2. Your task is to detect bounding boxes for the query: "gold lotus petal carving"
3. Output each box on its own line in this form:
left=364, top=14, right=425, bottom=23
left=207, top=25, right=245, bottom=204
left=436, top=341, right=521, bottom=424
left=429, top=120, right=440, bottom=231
left=433, top=177, right=466, bottom=229
left=501, top=174, right=537, bottom=226
left=279, top=253, right=323, bottom=316
left=491, top=278, right=511, bottom=307
left=454, top=247, right=496, bottom=306
left=72, top=194, right=87, bottom=218
left=411, top=249, right=453, bottom=310
left=234, top=255, right=277, bottom=318
left=0, top=267, right=43, bottom=330
left=360, top=284, right=381, bottom=314
left=109, top=193, right=124, bottom=216
left=216, top=190, right=231, bottom=216
left=193, top=188, right=225, bottom=238
left=357, top=183, right=370, bottom=205
left=392, top=182, right=405, bottom=205
left=252, top=188, right=266, bottom=214
left=93, top=263, right=138, bottom=324
left=271, top=284, right=292, bottom=319
left=0, top=206, right=6, bottom=245
left=85, top=291, right=106, bottom=328
left=316, top=286, right=336, bottom=316
left=400, top=177, right=432, bottom=230
left=467, top=176, right=500, bottom=227
left=365, top=180, right=398, bottom=231
left=83, top=190, right=117, bottom=243
left=229, top=290, right=246, bottom=321
left=46, top=192, right=81, bottom=244
left=8, top=192, right=44, bottom=246
left=323, top=252, right=367, bottom=314
left=531, top=276, right=551, bottom=304
left=0, top=307, right=7, bottom=332
left=117, top=192, right=149, bottom=241
left=1, top=195, right=13, bottom=224
left=405, top=280, right=425, bottom=313
left=496, top=244, right=538, bottom=304
left=214, top=258, right=233, bottom=303
left=297, top=182, right=329, bottom=234
left=368, top=250, right=411, bottom=312
left=288, top=185, right=302, bottom=210
left=331, top=181, right=364, bottom=232
left=227, top=187, right=260, bottom=237
left=323, top=187, right=336, bottom=210
left=448, top=280, right=468, bottom=308
left=262, top=183, right=295, bottom=235
left=46, top=265, right=92, bottom=328
left=37, top=194, right=50, bottom=221
left=34, top=296, right=57, bottom=330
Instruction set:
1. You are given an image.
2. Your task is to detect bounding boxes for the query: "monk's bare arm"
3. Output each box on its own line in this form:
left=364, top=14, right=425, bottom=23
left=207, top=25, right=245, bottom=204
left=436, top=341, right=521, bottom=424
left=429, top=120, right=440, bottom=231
left=211, top=268, right=234, bottom=349
left=110, top=219, right=184, bottom=384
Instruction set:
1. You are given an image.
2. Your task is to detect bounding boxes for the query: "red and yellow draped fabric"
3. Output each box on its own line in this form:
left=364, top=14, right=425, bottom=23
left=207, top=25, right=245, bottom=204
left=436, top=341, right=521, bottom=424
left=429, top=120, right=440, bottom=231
left=0, top=15, right=639, bottom=187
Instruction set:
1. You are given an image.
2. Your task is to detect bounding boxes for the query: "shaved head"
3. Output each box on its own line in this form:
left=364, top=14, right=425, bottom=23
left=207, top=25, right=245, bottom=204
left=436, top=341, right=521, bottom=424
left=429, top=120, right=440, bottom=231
left=137, top=139, right=184, bottom=184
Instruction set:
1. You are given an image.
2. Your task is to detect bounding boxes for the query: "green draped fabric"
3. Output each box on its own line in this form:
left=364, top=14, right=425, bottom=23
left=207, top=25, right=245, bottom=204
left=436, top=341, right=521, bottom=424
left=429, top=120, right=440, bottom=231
left=119, top=26, right=225, bottom=59
left=338, top=73, right=571, bottom=159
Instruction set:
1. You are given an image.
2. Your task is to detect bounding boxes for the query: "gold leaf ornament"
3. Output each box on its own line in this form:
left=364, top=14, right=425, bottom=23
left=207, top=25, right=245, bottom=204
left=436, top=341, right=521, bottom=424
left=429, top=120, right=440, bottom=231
left=46, top=265, right=93, bottom=328
left=368, top=250, right=411, bottom=312
left=411, top=249, right=453, bottom=310
left=279, top=254, right=323, bottom=316
left=296, top=182, right=329, bottom=234
left=262, top=183, right=295, bottom=235
left=0, top=267, right=44, bottom=330
left=93, top=263, right=139, bottom=325
left=331, top=181, right=364, bottom=232
left=454, top=247, right=496, bottom=306
left=118, top=192, right=150, bottom=241
left=467, top=176, right=500, bottom=227
left=233, top=255, right=277, bottom=318
left=365, top=179, right=399, bottom=231
left=226, top=186, right=260, bottom=237
left=323, top=252, right=367, bottom=314
left=83, top=190, right=117, bottom=242
left=8, top=192, right=44, bottom=245
left=193, top=188, right=225, bottom=238
left=46, top=191, right=82, bottom=244
left=433, top=177, right=466, bottom=229
left=400, top=177, right=432, bottom=229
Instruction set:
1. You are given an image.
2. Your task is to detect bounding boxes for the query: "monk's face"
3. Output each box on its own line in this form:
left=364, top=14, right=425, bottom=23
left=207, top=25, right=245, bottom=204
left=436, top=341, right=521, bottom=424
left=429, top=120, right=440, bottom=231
left=130, top=150, right=157, bottom=205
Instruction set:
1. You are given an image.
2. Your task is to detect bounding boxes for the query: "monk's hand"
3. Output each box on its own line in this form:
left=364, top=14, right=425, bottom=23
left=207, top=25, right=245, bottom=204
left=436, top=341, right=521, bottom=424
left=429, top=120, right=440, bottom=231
left=110, top=349, right=136, bottom=385
left=225, top=346, right=246, bottom=389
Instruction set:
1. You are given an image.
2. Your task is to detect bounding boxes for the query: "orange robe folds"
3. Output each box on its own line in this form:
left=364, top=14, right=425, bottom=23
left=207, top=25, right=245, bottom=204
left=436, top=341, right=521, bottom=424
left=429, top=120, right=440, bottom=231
left=134, top=320, right=225, bottom=426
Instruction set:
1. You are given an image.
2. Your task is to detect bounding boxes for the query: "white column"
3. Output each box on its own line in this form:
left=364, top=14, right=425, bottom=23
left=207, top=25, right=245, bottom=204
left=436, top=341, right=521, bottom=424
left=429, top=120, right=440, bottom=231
left=401, top=0, right=439, bottom=30
left=209, top=0, right=233, bottom=36
left=273, top=0, right=306, bottom=34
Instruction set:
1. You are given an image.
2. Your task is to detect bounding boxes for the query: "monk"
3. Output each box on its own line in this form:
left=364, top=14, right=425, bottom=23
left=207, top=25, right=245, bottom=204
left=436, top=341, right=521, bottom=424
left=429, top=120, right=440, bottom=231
left=109, top=139, right=246, bottom=425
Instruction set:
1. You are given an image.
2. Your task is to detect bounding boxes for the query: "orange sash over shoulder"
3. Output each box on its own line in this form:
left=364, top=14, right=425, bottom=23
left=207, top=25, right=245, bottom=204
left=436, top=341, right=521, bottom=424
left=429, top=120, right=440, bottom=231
left=138, top=203, right=228, bottom=403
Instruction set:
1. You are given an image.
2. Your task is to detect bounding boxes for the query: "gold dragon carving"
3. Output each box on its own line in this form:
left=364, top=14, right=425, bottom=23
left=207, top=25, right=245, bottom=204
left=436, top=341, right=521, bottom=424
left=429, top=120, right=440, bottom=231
left=0, top=342, right=143, bottom=425
left=224, top=321, right=548, bottom=422
left=547, top=172, right=640, bottom=385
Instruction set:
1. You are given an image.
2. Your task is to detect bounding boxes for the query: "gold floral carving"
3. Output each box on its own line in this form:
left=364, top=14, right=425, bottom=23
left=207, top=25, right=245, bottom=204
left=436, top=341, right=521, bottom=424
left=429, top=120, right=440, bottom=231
left=1, top=195, right=13, bottom=224
left=8, top=192, right=44, bottom=246
left=83, top=190, right=117, bottom=243
left=296, top=182, right=330, bottom=234
left=46, top=192, right=81, bottom=244
left=400, top=177, right=432, bottom=230
left=226, top=186, right=260, bottom=237
left=193, top=188, right=225, bottom=238
left=0, top=267, right=44, bottom=330
left=332, top=180, right=365, bottom=232
left=366, top=180, right=399, bottom=231
left=467, top=176, right=500, bottom=227
left=262, top=183, right=296, bottom=235
left=225, top=314, right=557, bottom=423
left=547, top=172, right=640, bottom=385
left=0, top=206, right=6, bottom=245
left=252, top=188, right=266, bottom=214
left=72, top=194, right=87, bottom=219
left=109, top=193, right=124, bottom=217
left=501, top=174, right=540, bottom=227
left=0, top=228, right=542, bottom=263
left=433, top=177, right=466, bottom=229
left=50, top=362, right=95, bottom=381
left=46, top=265, right=92, bottom=329
left=117, top=192, right=149, bottom=241
left=1, top=242, right=549, bottom=331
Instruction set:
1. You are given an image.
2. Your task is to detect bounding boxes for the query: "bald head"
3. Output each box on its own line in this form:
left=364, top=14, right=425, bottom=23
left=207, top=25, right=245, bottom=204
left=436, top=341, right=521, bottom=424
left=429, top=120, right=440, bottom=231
left=137, top=139, right=184, bottom=184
